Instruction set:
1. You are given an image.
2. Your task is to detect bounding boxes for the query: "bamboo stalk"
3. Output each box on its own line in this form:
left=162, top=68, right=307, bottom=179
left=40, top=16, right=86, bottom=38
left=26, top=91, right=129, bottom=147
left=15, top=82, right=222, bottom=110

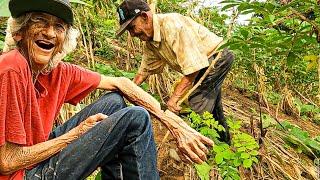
left=318, top=55, right=320, bottom=104
left=82, top=7, right=95, bottom=68
left=75, top=12, right=90, bottom=65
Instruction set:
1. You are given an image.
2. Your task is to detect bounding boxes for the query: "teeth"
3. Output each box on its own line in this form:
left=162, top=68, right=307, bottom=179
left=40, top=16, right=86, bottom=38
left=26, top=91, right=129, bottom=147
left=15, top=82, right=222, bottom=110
left=37, top=40, right=52, bottom=45
left=39, top=40, right=49, bottom=45
left=35, top=40, right=54, bottom=50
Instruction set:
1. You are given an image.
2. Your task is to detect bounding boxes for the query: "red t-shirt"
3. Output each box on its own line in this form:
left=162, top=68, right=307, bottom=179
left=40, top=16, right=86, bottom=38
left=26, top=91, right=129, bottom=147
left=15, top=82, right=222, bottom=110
left=0, top=49, right=101, bottom=180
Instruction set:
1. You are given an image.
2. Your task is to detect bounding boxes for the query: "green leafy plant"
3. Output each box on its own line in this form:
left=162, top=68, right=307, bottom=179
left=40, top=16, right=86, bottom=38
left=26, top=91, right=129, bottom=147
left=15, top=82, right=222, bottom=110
left=188, top=111, right=225, bottom=140
left=267, top=91, right=282, bottom=105
left=94, top=63, right=136, bottom=79
left=194, top=162, right=212, bottom=180
left=277, top=121, right=320, bottom=157
left=188, top=112, right=259, bottom=180
left=293, top=98, right=320, bottom=119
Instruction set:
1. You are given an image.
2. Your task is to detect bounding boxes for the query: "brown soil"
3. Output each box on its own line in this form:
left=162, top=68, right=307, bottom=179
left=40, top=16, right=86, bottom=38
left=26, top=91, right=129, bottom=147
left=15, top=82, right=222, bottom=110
left=153, top=86, right=320, bottom=180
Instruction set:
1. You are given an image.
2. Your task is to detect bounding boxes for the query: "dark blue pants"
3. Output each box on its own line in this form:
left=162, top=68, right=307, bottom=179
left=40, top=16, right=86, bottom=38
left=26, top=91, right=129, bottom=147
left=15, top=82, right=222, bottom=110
left=25, top=92, right=159, bottom=180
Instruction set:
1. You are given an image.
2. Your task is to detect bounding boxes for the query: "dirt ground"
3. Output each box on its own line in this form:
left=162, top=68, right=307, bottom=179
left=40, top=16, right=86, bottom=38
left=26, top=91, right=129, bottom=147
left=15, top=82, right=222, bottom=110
left=153, top=86, right=320, bottom=180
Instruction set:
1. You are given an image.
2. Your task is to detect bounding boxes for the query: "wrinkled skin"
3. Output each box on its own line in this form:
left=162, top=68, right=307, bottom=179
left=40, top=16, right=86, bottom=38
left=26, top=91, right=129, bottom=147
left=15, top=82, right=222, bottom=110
left=0, top=113, right=107, bottom=175
left=126, top=11, right=154, bottom=41
left=18, top=12, right=67, bottom=72
left=104, top=77, right=214, bottom=164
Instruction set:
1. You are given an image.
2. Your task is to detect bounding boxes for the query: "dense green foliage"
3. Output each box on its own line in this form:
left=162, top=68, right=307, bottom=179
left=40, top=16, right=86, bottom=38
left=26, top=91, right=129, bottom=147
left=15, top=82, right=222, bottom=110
left=221, top=0, right=320, bottom=98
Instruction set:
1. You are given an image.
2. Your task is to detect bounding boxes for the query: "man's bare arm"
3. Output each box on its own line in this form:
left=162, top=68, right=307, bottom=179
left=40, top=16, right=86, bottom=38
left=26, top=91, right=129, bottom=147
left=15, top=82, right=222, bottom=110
left=133, top=73, right=149, bottom=86
left=97, top=75, right=213, bottom=164
left=0, top=113, right=107, bottom=175
left=167, top=71, right=199, bottom=113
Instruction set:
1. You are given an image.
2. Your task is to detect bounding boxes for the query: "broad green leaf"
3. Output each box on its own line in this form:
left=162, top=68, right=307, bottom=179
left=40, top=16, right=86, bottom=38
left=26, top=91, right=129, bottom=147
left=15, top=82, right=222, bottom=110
left=264, top=2, right=276, bottom=13
left=307, top=140, right=320, bottom=153
left=237, top=147, right=246, bottom=152
left=238, top=3, right=251, bottom=12
left=241, top=9, right=256, bottom=15
left=233, top=158, right=241, bottom=167
left=194, top=162, right=212, bottom=180
left=217, top=125, right=225, bottom=132
left=220, top=0, right=237, bottom=3
left=213, top=145, right=225, bottom=153
left=199, top=127, right=220, bottom=139
left=243, top=159, right=253, bottom=168
left=240, top=152, right=250, bottom=159
left=222, top=149, right=234, bottom=160
left=250, top=150, right=259, bottom=156
left=252, top=157, right=259, bottom=163
left=215, top=153, right=224, bottom=164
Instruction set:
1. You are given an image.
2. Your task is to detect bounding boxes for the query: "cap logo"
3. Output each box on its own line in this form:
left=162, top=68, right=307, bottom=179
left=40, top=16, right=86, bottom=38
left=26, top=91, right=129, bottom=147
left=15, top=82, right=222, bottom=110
left=134, top=9, right=140, bottom=14
left=119, top=8, right=125, bottom=21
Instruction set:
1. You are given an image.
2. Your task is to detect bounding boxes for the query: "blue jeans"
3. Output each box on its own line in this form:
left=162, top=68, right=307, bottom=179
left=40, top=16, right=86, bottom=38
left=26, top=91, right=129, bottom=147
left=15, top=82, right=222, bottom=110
left=25, top=92, right=159, bottom=180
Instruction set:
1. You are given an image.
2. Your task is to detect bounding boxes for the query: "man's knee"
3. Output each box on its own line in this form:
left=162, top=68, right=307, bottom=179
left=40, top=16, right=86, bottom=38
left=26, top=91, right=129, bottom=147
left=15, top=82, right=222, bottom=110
left=125, top=106, right=152, bottom=129
left=100, top=92, right=126, bottom=108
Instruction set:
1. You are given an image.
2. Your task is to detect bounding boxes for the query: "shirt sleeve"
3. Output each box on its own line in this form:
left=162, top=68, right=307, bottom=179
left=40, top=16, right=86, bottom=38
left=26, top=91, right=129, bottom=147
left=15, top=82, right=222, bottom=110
left=0, top=70, right=27, bottom=146
left=138, top=43, right=166, bottom=76
left=64, top=64, right=101, bottom=105
left=163, top=20, right=209, bottom=75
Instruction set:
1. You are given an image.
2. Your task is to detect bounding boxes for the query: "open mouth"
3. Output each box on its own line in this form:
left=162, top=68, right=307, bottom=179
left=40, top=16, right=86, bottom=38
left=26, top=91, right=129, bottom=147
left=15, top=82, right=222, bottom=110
left=35, top=40, right=55, bottom=51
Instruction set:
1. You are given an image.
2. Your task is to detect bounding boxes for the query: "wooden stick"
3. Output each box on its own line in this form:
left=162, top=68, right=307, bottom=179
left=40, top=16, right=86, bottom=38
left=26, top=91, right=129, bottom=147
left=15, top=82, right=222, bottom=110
left=293, top=89, right=318, bottom=107
left=177, top=51, right=222, bottom=106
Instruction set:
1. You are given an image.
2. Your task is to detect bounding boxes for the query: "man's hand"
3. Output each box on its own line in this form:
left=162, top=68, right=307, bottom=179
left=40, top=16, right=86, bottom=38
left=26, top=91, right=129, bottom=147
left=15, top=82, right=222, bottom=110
left=164, top=110, right=214, bottom=164
left=167, top=72, right=199, bottom=113
left=68, top=113, right=108, bottom=138
left=167, top=96, right=182, bottom=113
left=133, top=73, right=149, bottom=86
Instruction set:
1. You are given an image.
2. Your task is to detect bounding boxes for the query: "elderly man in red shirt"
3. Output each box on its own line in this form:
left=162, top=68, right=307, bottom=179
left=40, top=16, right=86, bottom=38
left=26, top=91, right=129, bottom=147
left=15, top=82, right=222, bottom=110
left=0, top=0, right=213, bottom=179
left=0, top=0, right=160, bottom=179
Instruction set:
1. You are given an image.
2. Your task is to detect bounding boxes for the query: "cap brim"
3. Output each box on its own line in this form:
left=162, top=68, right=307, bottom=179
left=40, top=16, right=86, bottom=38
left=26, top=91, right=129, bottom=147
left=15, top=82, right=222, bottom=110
left=116, top=16, right=136, bottom=38
left=9, top=0, right=73, bottom=24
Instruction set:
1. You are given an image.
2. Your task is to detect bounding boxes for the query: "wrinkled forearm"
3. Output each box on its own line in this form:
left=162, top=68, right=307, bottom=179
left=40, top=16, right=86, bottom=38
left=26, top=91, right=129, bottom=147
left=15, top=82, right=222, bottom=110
left=113, top=77, right=192, bottom=131
left=104, top=76, right=213, bottom=164
left=171, top=73, right=197, bottom=99
left=0, top=128, right=80, bottom=175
